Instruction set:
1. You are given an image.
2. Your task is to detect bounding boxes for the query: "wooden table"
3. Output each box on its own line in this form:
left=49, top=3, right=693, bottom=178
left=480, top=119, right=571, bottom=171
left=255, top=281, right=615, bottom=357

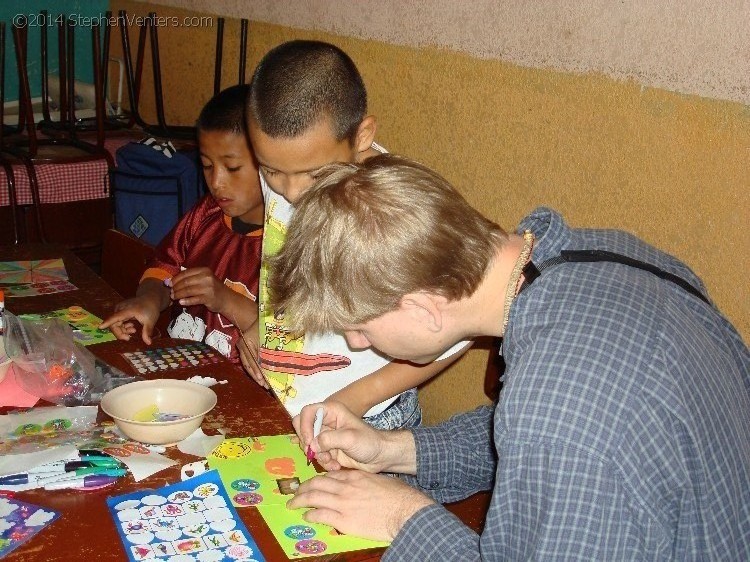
left=0, top=245, right=490, bottom=561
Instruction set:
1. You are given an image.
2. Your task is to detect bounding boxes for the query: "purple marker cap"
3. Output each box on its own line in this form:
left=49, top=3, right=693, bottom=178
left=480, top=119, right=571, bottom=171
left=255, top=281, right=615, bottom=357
left=163, top=278, right=173, bottom=288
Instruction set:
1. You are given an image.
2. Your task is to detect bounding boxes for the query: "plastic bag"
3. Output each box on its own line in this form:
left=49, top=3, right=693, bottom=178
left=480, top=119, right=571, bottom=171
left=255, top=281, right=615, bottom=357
left=3, top=312, right=139, bottom=405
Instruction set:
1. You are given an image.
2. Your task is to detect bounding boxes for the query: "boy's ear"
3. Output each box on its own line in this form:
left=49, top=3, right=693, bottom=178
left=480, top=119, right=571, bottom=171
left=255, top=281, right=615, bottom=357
left=400, top=292, right=448, bottom=333
left=353, top=115, right=377, bottom=155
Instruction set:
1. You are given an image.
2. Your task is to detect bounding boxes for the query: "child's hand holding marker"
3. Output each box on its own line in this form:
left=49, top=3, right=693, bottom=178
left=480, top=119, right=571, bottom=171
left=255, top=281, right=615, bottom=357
left=306, top=407, right=325, bottom=465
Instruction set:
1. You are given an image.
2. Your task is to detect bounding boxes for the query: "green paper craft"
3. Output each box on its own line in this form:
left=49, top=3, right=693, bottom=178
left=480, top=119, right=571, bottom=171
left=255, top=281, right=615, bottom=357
left=209, top=435, right=318, bottom=507
left=208, top=435, right=389, bottom=558
left=20, top=306, right=116, bottom=346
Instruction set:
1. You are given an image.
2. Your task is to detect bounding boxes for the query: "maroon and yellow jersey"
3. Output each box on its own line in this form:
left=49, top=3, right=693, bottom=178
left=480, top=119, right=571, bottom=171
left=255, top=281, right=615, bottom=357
left=142, top=195, right=262, bottom=363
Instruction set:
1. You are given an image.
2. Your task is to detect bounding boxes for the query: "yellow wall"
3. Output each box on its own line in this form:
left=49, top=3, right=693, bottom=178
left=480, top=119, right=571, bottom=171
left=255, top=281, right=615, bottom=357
left=111, top=1, right=749, bottom=425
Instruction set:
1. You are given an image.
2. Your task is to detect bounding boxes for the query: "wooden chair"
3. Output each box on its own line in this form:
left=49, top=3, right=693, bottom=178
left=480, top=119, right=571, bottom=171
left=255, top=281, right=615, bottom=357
left=100, top=228, right=170, bottom=335
left=100, top=228, right=155, bottom=298
left=38, top=10, right=131, bottom=138
left=116, top=11, right=195, bottom=143
left=1, top=20, right=114, bottom=265
left=213, top=18, right=250, bottom=96
left=0, top=23, right=23, bottom=244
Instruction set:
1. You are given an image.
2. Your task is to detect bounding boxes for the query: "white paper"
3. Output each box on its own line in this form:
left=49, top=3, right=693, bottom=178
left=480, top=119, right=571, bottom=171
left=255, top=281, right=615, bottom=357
left=105, top=449, right=177, bottom=482
left=0, top=445, right=79, bottom=477
left=177, top=428, right=224, bottom=458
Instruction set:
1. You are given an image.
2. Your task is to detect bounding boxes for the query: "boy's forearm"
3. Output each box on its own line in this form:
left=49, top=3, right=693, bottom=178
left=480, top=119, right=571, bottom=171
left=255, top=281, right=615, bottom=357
left=136, top=278, right=172, bottom=312
left=330, top=352, right=466, bottom=417
left=219, top=290, right=259, bottom=333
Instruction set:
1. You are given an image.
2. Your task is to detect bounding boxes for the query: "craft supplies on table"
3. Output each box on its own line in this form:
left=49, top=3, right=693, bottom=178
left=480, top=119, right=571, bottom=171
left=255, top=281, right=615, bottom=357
left=0, top=259, right=78, bottom=297
left=122, top=343, right=222, bottom=375
left=19, top=306, right=116, bottom=346
left=208, top=434, right=389, bottom=558
left=107, top=469, right=264, bottom=562
left=0, top=496, right=59, bottom=559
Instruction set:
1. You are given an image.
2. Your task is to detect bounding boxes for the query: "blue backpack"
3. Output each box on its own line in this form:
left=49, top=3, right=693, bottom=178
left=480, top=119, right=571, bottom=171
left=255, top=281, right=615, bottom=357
left=110, top=138, right=204, bottom=245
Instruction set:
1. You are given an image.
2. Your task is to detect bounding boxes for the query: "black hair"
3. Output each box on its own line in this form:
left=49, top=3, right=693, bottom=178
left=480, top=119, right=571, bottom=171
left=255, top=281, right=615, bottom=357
left=197, top=84, right=250, bottom=135
left=248, top=40, right=367, bottom=143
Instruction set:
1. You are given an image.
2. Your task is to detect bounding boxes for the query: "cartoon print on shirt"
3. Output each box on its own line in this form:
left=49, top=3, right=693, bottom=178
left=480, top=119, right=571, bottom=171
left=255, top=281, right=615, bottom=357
left=258, top=200, right=351, bottom=404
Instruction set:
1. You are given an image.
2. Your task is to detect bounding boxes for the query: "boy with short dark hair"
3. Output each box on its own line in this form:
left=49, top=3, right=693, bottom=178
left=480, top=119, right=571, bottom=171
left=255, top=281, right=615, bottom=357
left=239, top=40, right=470, bottom=429
left=101, top=85, right=263, bottom=364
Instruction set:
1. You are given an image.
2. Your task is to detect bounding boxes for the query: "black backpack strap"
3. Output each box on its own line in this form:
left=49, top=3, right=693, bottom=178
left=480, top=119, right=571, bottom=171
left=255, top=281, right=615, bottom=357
left=521, top=249, right=709, bottom=306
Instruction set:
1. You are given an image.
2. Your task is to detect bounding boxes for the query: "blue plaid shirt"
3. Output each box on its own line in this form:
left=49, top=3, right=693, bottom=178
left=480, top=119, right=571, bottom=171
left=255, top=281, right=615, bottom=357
left=387, top=208, right=750, bottom=561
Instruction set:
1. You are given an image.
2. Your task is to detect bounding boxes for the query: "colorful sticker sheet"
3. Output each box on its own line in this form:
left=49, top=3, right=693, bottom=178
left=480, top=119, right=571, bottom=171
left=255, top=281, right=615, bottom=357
left=107, top=470, right=264, bottom=562
left=1, top=279, right=78, bottom=298
left=208, top=435, right=388, bottom=558
left=0, top=496, right=59, bottom=559
left=122, top=343, right=222, bottom=375
left=0, top=259, right=68, bottom=285
left=19, top=306, right=116, bottom=346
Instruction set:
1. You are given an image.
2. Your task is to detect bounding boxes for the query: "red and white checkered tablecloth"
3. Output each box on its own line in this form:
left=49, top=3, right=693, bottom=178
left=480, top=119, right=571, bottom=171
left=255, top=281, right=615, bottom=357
left=0, top=160, right=109, bottom=206
left=0, top=137, right=134, bottom=207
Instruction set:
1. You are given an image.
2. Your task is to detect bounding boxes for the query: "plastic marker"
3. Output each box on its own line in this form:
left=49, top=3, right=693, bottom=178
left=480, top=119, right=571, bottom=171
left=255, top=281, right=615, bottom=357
left=44, top=475, right=120, bottom=490
left=0, top=473, right=52, bottom=486
left=27, top=458, right=122, bottom=473
left=42, top=467, right=127, bottom=484
left=305, top=407, right=325, bottom=465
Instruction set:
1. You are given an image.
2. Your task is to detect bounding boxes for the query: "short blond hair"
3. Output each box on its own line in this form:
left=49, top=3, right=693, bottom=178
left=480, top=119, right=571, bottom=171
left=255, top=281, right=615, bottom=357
left=268, top=154, right=508, bottom=333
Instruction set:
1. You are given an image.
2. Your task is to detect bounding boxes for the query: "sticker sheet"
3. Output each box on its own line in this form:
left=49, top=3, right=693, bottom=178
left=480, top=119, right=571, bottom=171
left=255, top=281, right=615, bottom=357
left=20, top=306, right=116, bottom=346
left=0, top=259, right=68, bottom=285
left=208, top=435, right=388, bottom=558
left=0, top=496, right=59, bottom=558
left=122, top=343, right=222, bottom=375
left=1, top=280, right=78, bottom=298
left=107, top=470, right=264, bottom=562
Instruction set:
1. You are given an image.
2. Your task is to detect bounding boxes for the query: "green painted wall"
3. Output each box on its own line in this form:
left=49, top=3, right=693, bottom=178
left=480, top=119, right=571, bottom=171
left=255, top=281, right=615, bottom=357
left=2, top=0, right=108, bottom=102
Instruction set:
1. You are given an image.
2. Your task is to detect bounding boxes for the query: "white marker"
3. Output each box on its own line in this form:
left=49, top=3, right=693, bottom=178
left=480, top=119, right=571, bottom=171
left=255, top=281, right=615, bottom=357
left=312, top=407, right=325, bottom=439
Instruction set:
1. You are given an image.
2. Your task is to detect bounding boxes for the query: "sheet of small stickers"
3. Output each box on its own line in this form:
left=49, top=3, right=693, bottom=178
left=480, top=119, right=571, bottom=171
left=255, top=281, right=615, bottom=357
left=0, top=496, right=59, bottom=558
left=106, top=470, right=264, bottom=562
left=122, top=343, right=222, bottom=375
left=1, top=279, right=79, bottom=298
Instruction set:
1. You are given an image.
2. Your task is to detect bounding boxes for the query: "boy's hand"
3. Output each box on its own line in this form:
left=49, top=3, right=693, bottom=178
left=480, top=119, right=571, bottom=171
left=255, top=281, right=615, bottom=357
left=100, top=294, right=162, bottom=345
left=237, top=318, right=267, bottom=388
left=170, top=267, right=229, bottom=313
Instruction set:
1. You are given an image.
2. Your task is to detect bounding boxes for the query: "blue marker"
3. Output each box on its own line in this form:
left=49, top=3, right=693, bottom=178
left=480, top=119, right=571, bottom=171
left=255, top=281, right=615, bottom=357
left=44, top=475, right=120, bottom=490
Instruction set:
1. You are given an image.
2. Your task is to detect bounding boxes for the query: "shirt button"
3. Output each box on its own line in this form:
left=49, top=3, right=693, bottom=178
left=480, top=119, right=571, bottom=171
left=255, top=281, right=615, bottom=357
left=428, top=482, right=439, bottom=489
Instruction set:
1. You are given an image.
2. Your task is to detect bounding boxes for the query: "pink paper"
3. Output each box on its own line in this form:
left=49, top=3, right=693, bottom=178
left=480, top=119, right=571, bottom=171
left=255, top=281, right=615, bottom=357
left=0, top=364, right=40, bottom=407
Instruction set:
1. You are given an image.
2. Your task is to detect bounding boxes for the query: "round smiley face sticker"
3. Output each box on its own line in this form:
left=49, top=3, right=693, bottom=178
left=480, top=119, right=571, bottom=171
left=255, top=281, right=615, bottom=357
left=210, top=440, right=253, bottom=459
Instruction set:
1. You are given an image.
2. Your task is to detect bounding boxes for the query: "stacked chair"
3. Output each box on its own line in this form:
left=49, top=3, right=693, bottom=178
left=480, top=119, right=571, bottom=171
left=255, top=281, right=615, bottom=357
left=0, top=10, right=250, bottom=262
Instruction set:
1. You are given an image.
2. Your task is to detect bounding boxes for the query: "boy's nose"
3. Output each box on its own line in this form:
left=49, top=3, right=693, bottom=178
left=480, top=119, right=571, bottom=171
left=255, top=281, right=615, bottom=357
left=284, top=176, right=313, bottom=204
left=209, top=171, right=226, bottom=192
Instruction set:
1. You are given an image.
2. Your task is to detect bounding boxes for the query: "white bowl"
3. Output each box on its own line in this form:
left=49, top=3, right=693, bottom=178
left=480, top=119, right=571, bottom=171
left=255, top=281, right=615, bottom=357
left=100, top=379, right=217, bottom=445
